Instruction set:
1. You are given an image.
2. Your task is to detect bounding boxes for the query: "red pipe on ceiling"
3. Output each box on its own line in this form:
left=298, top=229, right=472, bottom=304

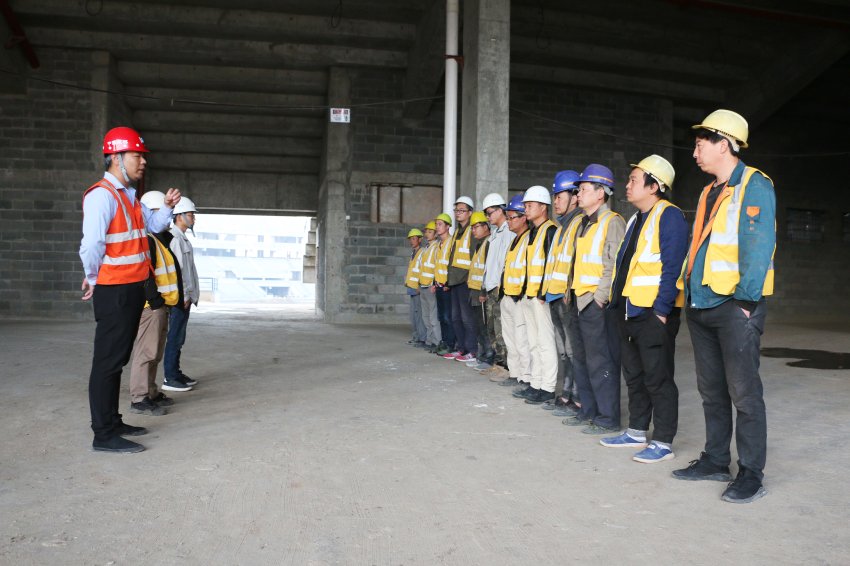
left=0, top=0, right=40, bottom=69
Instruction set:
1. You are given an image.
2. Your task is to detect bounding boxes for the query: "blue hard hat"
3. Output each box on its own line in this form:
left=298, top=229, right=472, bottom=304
left=505, top=194, right=526, bottom=214
left=577, top=164, right=615, bottom=190
left=552, top=170, right=580, bottom=194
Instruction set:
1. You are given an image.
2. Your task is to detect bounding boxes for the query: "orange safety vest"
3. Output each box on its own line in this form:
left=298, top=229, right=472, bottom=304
left=83, top=179, right=150, bottom=285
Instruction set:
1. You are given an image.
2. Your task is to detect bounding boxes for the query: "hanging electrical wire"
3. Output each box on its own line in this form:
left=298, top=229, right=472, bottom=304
left=1, top=67, right=846, bottom=158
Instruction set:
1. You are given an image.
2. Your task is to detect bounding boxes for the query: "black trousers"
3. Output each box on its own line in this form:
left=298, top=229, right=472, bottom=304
left=687, top=299, right=767, bottom=479
left=617, top=308, right=680, bottom=443
left=567, top=299, right=621, bottom=429
left=450, top=283, right=477, bottom=354
left=435, top=287, right=455, bottom=348
left=89, top=282, right=145, bottom=441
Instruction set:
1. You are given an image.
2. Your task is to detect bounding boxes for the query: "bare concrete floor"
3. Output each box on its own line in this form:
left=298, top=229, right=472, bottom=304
left=1, top=306, right=849, bottom=565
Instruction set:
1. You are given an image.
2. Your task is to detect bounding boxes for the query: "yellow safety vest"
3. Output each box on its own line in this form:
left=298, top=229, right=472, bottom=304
left=541, top=215, right=582, bottom=296
left=502, top=230, right=530, bottom=296
left=468, top=240, right=488, bottom=291
left=405, top=247, right=426, bottom=289
left=418, top=240, right=438, bottom=286
left=525, top=219, right=557, bottom=297
left=450, top=224, right=472, bottom=270
left=434, top=236, right=453, bottom=284
left=147, top=235, right=179, bottom=308
left=701, top=167, right=775, bottom=296
left=614, top=200, right=685, bottom=308
left=572, top=210, right=621, bottom=296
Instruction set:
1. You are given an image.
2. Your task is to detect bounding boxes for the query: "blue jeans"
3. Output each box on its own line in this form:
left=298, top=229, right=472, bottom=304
left=164, top=304, right=190, bottom=380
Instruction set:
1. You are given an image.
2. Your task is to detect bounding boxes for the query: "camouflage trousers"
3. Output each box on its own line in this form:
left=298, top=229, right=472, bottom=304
left=485, top=288, right=507, bottom=367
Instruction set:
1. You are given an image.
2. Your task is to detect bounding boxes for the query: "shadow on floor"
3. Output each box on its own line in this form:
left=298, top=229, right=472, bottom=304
left=761, top=347, right=850, bottom=370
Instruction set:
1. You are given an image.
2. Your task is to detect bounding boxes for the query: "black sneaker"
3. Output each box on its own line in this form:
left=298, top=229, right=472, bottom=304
left=721, top=469, right=767, bottom=504
left=150, top=392, right=175, bottom=407
left=524, top=389, right=555, bottom=405
left=511, top=383, right=532, bottom=398
left=130, top=397, right=166, bottom=416
left=162, top=379, right=192, bottom=392
left=672, top=452, right=733, bottom=481
left=496, top=377, right=519, bottom=387
left=93, top=436, right=145, bottom=454
left=179, top=374, right=198, bottom=386
left=115, top=423, right=148, bottom=437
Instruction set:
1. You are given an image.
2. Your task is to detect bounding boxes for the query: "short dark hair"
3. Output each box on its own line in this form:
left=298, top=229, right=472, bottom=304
left=104, top=155, right=113, bottom=170
left=694, top=127, right=740, bottom=157
left=642, top=172, right=669, bottom=200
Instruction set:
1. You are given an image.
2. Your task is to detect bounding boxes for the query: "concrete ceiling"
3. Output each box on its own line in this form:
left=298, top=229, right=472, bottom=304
left=7, top=0, right=850, bottom=190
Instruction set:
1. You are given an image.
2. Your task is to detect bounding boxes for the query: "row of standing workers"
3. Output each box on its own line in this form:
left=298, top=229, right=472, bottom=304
left=403, top=109, right=776, bottom=504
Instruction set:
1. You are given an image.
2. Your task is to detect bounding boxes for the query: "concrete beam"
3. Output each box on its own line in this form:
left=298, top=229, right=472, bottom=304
left=142, top=132, right=322, bottom=158
left=153, top=152, right=319, bottom=175
left=726, top=31, right=850, bottom=128
left=117, top=62, right=327, bottom=95
left=123, top=86, right=325, bottom=116
left=402, top=0, right=446, bottom=120
left=510, top=4, right=777, bottom=61
left=134, top=111, right=324, bottom=138
left=511, top=63, right=726, bottom=104
left=13, top=0, right=415, bottom=48
left=160, top=171, right=319, bottom=214
left=25, top=27, right=408, bottom=69
left=510, top=36, right=748, bottom=82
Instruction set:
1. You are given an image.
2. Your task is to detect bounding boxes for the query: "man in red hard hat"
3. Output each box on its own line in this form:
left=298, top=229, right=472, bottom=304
left=79, top=126, right=181, bottom=454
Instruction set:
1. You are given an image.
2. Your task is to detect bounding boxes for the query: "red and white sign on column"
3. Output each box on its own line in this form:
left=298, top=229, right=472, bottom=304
left=330, top=108, right=350, bottom=123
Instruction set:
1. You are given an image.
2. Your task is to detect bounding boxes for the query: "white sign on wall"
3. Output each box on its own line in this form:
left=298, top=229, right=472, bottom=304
left=329, top=108, right=350, bottom=123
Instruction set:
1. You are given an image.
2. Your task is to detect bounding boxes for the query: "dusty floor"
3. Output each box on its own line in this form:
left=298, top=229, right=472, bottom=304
left=1, top=305, right=849, bottom=565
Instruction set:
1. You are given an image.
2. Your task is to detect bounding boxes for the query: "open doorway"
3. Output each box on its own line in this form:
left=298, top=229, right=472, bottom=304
left=186, top=214, right=315, bottom=314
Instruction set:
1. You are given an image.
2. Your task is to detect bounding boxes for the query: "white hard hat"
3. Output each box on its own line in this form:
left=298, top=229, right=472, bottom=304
left=482, top=192, right=507, bottom=210
left=173, top=196, right=197, bottom=215
left=454, top=196, right=474, bottom=209
left=140, top=190, right=165, bottom=210
left=522, top=185, right=552, bottom=205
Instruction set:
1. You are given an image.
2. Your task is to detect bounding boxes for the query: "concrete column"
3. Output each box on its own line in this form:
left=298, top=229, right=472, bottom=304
left=317, top=67, right=352, bottom=322
left=460, top=0, right=510, bottom=208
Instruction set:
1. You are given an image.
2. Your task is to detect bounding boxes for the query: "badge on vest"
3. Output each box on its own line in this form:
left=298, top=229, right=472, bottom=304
left=746, top=206, right=760, bottom=231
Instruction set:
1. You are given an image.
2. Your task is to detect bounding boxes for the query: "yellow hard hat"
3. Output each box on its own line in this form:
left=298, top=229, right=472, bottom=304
left=629, top=154, right=675, bottom=191
left=424, top=221, right=436, bottom=231
left=692, top=109, right=749, bottom=148
left=470, top=211, right=488, bottom=226
left=407, top=228, right=423, bottom=238
left=435, top=213, right=452, bottom=227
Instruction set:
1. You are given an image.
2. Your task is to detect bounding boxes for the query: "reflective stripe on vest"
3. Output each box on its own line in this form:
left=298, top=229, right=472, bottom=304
left=541, top=215, right=583, bottom=295
left=572, top=210, right=619, bottom=295
left=450, top=224, right=472, bottom=269
left=434, top=237, right=453, bottom=284
left=405, top=247, right=426, bottom=289
left=616, top=201, right=685, bottom=308
left=526, top=219, right=556, bottom=297
left=84, top=180, right=150, bottom=284
left=468, top=240, right=488, bottom=291
left=502, top=231, right=530, bottom=296
left=148, top=235, right=179, bottom=307
left=702, top=167, right=775, bottom=296
left=419, top=241, right=438, bottom=286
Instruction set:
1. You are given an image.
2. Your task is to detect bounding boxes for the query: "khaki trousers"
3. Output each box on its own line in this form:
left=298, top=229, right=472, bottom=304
left=500, top=295, right=532, bottom=383
left=522, top=297, right=559, bottom=393
left=129, top=307, right=168, bottom=402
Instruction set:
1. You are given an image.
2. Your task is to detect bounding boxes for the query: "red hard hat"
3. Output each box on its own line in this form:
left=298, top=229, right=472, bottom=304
left=103, top=126, right=149, bottom=154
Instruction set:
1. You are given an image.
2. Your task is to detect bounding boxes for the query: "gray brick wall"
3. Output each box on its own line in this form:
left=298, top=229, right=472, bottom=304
left=0, top=49, right=135, bottom=318
left=0, top=49, right=100, bottom=318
